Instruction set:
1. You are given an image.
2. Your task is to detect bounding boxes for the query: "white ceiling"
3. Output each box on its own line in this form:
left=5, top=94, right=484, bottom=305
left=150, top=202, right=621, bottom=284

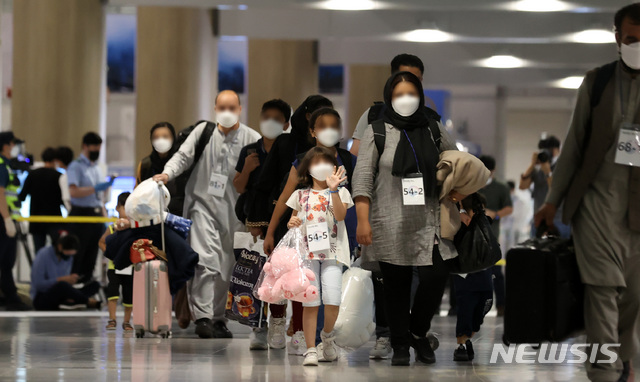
left=107, top=0, right=633, bottom=90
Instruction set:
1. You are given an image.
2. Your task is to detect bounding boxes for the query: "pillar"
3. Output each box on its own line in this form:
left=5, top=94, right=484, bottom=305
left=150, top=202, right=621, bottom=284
left=247, top=40, right=318, bottom=130
left=135, top=7, right=217, bottom=165
left=345, top=64, right=388, bottom=137
left=12, top=0, right=105, bottom=157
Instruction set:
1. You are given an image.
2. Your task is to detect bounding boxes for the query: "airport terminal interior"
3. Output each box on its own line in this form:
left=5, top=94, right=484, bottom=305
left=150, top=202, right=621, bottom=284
left=2, top=0, right=639, bottom=381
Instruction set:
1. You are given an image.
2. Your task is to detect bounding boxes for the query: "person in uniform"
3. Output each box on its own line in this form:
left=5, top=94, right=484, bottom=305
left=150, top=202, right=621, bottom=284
left=67, top=132, right=112, bottom=282
left=0, top=132, right=30, bottom=310
left=155, top=90, right=261, bottom=339
left=537, top=4, right=640, bottom=381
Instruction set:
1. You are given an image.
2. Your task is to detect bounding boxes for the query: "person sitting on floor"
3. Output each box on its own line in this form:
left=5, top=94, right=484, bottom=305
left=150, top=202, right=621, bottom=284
left=30, top=233, right=102, bottom=311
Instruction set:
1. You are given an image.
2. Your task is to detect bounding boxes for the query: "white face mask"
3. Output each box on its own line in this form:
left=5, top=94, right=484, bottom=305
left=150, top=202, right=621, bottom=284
left=392, top=95, right=421, bottom=117
left=621, top=42, right=640, bottom=70
left=10, top=145, right=19, bottom=158
left=260, top=119, right=284, bottom=140
left=316, top=128, right=341, bottom=147
left=309, top=163, right=334, bottom=182
left=152, top=138, right=173, bottom=154
left=216, top=110, right=239, bottom=128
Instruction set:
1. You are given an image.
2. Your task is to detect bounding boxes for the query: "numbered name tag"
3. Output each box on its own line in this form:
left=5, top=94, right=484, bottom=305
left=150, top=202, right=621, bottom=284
left=115, top=266, right=133, bottom=276
left=402, top=176, right=425, bottom=205
left=306, top=222, right=330, bottom=252
left=207, top=173, right=228, bottom=197
left=615, top=123, right=640, bottom=167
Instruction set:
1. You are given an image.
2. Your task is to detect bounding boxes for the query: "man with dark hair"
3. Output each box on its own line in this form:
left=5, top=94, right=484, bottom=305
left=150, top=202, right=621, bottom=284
left=350, top=54, right=425, bottom=156
left=19, top=147, right=65, bottom=253
left=536, top=3, right=640, bottom=381
left=0, top=132, right=29, bottom=311
left=478, top=155, right=513, bottom=317
left=519, top=135, right=569, bottom=237
left=53, top=146, right=74, bottom=212
left=233, top=98, right=291, bottom=350
left=31, top=234, right=101, bottom=310
left=67, top=132, right=111, bottom=282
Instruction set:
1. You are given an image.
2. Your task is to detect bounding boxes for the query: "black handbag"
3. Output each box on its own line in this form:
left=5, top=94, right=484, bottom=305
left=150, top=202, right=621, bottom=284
left=448, top=194, right=502, bottom=274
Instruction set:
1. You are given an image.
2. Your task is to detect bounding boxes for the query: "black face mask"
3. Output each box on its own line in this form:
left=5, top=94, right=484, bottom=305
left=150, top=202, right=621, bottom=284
left=88, top=150, right=100, bottom=162
left=57, top=250, right=73, bottom=261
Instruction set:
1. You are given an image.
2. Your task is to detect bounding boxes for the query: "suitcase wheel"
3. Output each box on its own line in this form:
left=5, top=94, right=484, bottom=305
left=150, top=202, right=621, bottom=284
left=135, top=329, right=145, bottom=338
left=160, top=331, right=171, bottom=339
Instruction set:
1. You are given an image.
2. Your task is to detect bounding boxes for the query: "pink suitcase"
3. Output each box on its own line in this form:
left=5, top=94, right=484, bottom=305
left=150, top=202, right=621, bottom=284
left=133, top=260, right=172, bottom=338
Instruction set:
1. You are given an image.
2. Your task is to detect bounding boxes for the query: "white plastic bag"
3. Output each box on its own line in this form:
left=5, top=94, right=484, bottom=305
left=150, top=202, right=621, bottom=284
left=125, top=178, right=171, bottom=222
left=333, top=267, right=376, bottom=350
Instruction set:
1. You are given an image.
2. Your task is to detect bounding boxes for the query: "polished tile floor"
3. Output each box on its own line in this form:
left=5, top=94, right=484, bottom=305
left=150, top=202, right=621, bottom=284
left=0, top=312, right=632, bottom=382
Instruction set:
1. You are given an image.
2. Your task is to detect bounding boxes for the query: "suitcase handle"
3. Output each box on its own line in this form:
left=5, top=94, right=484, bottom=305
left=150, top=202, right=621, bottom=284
left=157, top=181, right=166, bottom=253
left=536, top=221, right=560, bottom=239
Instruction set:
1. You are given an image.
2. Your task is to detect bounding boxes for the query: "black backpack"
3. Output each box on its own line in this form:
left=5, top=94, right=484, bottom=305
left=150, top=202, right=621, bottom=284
left=367, top=102, right=385, bottom=124
left=171, top=121, right=216, bottom=215
left=584, top=61, right=617, bottom=150
left=371, top=107, right=443, bottom=158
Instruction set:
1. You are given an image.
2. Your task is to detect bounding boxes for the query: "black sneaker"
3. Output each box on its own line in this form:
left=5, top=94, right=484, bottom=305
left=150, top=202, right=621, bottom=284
left=212, top=320, right=233, bottom=339
left=411, top=335, right=436, bottom=364
left=195, top=318, right=214, bottom=339
left=465, top=340, right=475, bottom=361
left=618, top=361, right=630, bottom=382
left=391, top=345, right=410, bottom=366
left=453, top=344, right=470, bottom=362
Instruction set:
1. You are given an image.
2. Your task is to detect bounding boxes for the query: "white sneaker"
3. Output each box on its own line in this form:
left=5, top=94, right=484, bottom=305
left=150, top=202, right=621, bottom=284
left=303, top=348, right=319, bottom=366
left=268, top=317, right=287, bottom=349
left=289, top=331, right=305, bottom=356
left=369, top=337, right=392, bottom=359
left=320, top=330, right=337, bottom=362
left=250, top=327, right=269, bottom=350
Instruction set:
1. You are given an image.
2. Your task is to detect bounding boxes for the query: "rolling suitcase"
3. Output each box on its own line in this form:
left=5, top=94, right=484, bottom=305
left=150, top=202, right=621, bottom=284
left=133, top=181, right=172, bottom=338
left=503, top=236, right=584, bottom=344
left=133, top=260, right=172, bottom=338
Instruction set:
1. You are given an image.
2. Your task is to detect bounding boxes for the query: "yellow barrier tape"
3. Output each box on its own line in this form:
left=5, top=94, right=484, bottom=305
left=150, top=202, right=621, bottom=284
left=495, top=259, right=506, bottom=266
left=14, top=216, right=117, bottom=224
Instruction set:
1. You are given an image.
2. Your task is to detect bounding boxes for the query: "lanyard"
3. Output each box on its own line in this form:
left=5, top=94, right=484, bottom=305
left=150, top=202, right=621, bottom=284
left=402, top=130, right=421, bottom=174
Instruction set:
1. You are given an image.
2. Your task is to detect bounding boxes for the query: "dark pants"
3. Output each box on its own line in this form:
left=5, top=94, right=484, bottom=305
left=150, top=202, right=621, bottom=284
left=379, top=246, right=449, bottom=348
left=106, top=270, right=133, bottom=306
left=31, top=224, right=63, bottom=254
left=454, top=288, right=493, bottom=337
left=0, top=218, right=19, bottom=304
left=33, top=280, right=100, bottom=310
left=69, top=207, right=105, bottom=279
left=372, top=271, right=390, bottom=338
left=492, top=265, right=506, bottom=307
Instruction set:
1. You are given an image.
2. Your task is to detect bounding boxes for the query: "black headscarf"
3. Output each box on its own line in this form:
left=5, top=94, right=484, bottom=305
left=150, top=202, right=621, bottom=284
left=383, top=71, right=440, bottom=197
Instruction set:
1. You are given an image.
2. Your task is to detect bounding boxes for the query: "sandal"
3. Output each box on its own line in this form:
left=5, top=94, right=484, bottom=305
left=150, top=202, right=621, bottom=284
left=122, top=321, right=134, bottom=331
left=106, top=319, right=117, bottom=331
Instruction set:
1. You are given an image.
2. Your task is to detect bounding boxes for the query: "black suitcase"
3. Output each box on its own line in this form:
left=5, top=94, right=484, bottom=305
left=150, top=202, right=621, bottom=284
left=503, top=237, right=584, bottom=344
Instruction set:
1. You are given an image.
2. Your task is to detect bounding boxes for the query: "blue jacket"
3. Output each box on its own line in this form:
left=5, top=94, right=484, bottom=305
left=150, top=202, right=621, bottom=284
left=104, top=224, right=199, bottom=295
left=31, top=246, right=72, bottom=300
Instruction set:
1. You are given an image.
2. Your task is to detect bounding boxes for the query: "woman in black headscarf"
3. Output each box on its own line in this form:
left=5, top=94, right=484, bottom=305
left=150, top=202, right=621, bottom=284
left=352, top=72, right=462, bottom=366
left=136, top=122, right=181, bottom=215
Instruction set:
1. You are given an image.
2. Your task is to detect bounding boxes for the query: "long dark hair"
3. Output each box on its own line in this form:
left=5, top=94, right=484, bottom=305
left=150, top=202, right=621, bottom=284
left=149, top=122, right=176, bottom=141
left=297, top=146, right=338, bottom=187
left=308, top=107, right=342, bottom=145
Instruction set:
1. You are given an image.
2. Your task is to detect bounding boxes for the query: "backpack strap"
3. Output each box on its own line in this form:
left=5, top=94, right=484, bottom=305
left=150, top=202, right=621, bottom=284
left=337, top=148, right=354, bottom=192
left=193, top=122, right=215, bottom=166
left=371, top=119, right=386, bottom=158
left=367, top=102, right=385, bottom=125
left=585, top=61, right=617, bottom=150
